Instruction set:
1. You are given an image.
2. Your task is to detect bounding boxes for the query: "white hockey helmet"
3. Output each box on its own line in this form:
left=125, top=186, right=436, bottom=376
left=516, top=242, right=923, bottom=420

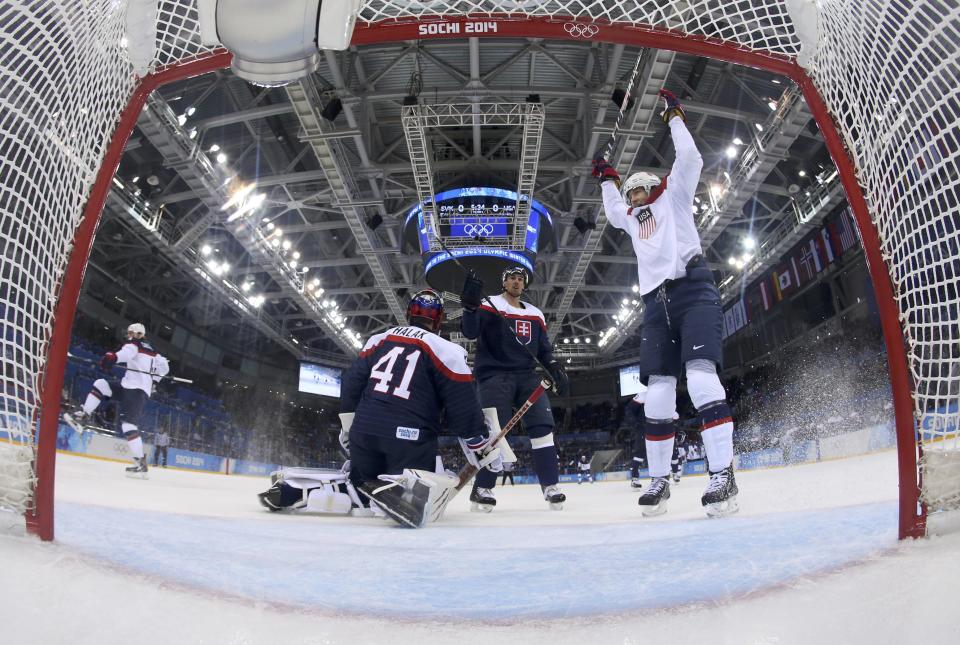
left=621, top=171, right=661, bottom=205
left=127, top=322, right=146, bottom=337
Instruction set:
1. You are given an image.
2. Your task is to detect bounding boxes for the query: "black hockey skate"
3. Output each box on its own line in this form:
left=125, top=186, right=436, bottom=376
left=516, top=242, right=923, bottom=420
left=637, top=477, right=670, bottom=516
left=701, top=466, right=739, bottom=518
left=125, top=457, right=149, bottom=480
left=257, top=481, right=306, bottom=512
left=542, top=484, right=565, bottom=511
left=469, top=486, right=496, bottom=513
left=630, top=477, right=644, bottom=489
left=358, top=478, right=431, bottom=528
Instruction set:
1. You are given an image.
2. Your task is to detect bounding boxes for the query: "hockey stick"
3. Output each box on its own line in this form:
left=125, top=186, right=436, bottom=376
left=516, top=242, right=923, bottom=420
left=420, top=379, right=549, bottom=524
left=67, top=352, right=194, bottom=384
left=455, top=379, right=549, bottom=490
left=598, top=51, right=644, bottom=162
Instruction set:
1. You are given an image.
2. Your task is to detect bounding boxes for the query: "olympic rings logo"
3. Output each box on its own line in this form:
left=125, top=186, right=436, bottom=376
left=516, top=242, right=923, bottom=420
left=463, top=223, right=495, bottom=236
left=564, top=23, right=599, bottom=38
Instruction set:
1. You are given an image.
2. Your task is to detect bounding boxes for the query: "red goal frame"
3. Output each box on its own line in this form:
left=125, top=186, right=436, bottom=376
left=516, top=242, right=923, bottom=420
left=27, top=17, right=922, bottom=541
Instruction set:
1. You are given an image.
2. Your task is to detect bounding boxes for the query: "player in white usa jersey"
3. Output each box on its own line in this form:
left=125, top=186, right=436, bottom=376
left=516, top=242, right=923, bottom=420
left=68, top=323, right=169, bottom=478
left=593, top=89, right=738, bottom=518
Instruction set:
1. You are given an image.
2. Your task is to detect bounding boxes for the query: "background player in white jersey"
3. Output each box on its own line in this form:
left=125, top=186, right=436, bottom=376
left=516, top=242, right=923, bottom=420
left=576, top=454, right=593, bottom=484
left=460, top=267, right=569, bottom=511
left=335, top=289, right=501, bottom=527
left=592, top=89, right=738, bottom=518
left=68, top=323, right=169, bottom=477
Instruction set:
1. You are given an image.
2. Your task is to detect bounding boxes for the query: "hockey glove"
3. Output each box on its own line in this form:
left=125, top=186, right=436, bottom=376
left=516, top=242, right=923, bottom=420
left=99, top=352, right=118, bottom=372
left=591, top=156, right=621, bottom=189
left=546, top=359, right=570, bottom=397
left=460, top=272, right=484, bottom=313
left=659, top=89, right=686, bottom=124
left=462, top=434, right=503, bottom=473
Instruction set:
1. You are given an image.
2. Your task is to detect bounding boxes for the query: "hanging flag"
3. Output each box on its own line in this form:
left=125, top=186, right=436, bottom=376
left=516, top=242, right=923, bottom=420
left=778, top=270, right=792, bottom=293
left=760, top=280, right=771, bottom=311
left=791, top=256, right=802, bottom=287
left=835, top=209, right=857, bottom=252
left=798, top=241, right=818, bottom=280
left=821, top=226, right=836, bottom=263
left=772, top=271, right=783, bottom=300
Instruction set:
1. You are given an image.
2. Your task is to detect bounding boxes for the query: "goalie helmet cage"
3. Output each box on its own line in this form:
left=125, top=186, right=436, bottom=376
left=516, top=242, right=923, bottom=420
left=2, top=1, right=956, bottom=541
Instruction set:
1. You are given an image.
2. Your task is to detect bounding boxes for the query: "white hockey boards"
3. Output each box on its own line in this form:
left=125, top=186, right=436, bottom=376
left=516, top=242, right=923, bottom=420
left=1, top=1, right=957, bottom=540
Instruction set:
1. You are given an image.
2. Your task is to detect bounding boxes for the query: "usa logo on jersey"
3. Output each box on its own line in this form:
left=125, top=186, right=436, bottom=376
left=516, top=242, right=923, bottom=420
left=515, top=320, right=532, bottom=345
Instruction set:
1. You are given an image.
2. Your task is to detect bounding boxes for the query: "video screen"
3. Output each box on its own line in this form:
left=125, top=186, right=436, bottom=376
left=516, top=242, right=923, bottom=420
left=298, top=362, right=342, bottom=398
left=619, top=364, right=644, bottom=397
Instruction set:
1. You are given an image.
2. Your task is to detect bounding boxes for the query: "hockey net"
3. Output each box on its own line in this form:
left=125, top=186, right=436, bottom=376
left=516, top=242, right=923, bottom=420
left=0, top=1, right=957, bottom=539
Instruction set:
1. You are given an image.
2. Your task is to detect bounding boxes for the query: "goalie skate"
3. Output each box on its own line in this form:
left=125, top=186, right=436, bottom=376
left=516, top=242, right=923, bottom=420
left=702, top=466, right=739, bottom=518
left=469, top=486, right=496, bottom=513
left=637, top=477, right=670, bottom=516
left=125, top=457, right=149, bottom=480
left=542, top=484, right=565, bottom=511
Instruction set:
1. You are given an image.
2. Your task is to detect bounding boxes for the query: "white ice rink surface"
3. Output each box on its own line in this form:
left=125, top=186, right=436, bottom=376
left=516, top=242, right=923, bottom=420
left=2, top=450, right=960, bottom=644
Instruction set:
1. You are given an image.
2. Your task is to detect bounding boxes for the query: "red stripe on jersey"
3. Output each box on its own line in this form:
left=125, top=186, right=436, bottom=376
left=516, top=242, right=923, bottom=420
left=361, top=335, right=474, bottom=382
left=138, top=349, right=157, bottom=356
left=477, top=305, right=547, bottom=331
left=647, top=433, right=676, bottom=442
left=702, top=416, right=733, bottom=431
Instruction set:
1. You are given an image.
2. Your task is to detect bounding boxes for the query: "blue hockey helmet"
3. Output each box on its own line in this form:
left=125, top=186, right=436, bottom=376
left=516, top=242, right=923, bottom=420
left=501, top=266, right=529, bottom=285
left=406, top=288, right=444, bottom=332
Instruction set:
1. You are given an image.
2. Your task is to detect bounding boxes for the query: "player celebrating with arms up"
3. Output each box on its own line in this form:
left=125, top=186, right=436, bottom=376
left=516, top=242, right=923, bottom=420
left=460, top=266, right=569, bottom=511
left=592, top=89, right=738, bottom=518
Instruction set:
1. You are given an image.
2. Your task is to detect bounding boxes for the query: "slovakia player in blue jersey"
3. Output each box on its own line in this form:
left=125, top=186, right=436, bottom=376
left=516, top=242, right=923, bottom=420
left=337, top=289, right=503, bottom=527
left=66, top=323, right=169, bottom=478
left=592, top=89, right=739, bottom=518
left=459, top=266, right=569, bottom=511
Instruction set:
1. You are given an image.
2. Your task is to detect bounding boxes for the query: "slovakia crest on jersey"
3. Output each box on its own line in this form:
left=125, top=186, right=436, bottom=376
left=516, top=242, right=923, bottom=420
left=515, top=319, right=533, bottom=345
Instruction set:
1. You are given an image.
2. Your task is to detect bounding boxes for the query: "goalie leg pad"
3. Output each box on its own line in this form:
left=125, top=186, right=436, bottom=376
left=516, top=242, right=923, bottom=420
left=305, top=487, right=354, bottom=515
left=358, top=469, right=459, bottom=528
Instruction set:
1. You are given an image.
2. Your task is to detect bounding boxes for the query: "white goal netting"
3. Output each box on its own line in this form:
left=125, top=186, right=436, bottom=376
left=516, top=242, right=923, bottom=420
left=1, top=1, right=957, bottom=536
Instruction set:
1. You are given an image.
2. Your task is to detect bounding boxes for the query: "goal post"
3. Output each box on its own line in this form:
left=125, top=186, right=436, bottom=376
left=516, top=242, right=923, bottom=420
left=2, top=1, right=955, bottom=541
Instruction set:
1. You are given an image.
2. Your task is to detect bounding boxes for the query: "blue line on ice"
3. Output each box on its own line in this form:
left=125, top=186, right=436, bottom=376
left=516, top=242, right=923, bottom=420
left=56, top=501, right=896, bottom=619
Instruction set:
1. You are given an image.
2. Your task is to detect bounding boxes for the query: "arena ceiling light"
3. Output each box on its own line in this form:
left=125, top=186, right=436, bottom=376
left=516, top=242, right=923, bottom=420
left=725, top=145, right=738, bottom=159
left=197, top=0, right=362, bottom=87
left=743, top=236, right=756, bottom=250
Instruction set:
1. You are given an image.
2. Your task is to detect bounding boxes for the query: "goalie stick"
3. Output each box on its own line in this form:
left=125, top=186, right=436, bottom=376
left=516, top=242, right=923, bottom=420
left=67, top=352, right=194, bottom=384
left=422, top=379, right=549, bottom=524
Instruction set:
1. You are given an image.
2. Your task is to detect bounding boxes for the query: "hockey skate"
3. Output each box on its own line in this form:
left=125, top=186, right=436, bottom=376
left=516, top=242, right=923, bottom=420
left=125, top=457, right=149, bottom=480
left=469, top=486, right=496, bottom=513
left=63, top=411, right=86, bottom=434
left=672, top=471, right=682, bottom=484
left=542, top=484, right=565, bottom=510
left=630, top=477, right=644, bottom=489
left=358, top=477, right=431, bottom=528
left=701, top=466, right=739, bottom=518
left=637, top=477, right=670, bottom=516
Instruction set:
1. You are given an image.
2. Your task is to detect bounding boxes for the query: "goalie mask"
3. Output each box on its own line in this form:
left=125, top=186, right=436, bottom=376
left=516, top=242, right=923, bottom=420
left=406, top=289, right=444, bottom=332
left=621, top=171, right=662, bottom=206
